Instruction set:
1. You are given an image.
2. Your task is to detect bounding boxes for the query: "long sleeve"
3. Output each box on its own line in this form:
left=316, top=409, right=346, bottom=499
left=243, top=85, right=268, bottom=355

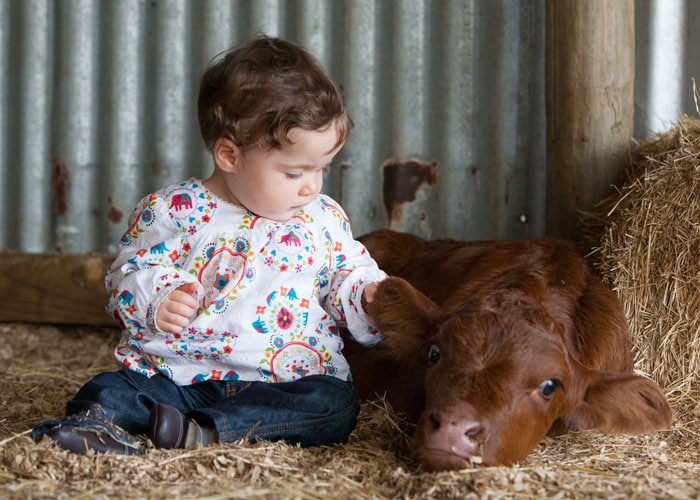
left=317, top=196, right=386, bottom=346
left=105, top=192, right=199, bottom=336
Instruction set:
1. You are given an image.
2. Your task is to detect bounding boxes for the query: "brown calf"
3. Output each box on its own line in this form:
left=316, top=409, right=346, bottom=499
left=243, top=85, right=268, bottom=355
left=346, top=229, right=672, bottom=470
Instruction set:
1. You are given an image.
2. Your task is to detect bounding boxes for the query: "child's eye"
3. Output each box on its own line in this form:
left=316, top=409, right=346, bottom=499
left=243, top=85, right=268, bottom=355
left=285, top=172, right=303, bottom=180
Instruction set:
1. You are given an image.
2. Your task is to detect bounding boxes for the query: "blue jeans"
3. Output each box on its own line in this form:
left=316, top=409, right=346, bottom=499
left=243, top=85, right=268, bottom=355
left=32, top=370, right=360, bottom=448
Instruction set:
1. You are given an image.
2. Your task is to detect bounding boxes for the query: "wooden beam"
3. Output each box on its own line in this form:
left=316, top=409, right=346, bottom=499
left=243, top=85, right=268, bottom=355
left=545, top=0, right=634, bottom=240
left=0, top=252, right=114, bottom=325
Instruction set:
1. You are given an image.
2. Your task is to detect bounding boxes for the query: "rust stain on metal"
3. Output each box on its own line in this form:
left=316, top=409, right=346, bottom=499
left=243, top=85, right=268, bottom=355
left=152, top=159, right=171, bottom=178
left=106, top=196, right=124, bottom=224
left=381, top=158, right=439, bottom=224
left=51, top=159, right=69, bottom=216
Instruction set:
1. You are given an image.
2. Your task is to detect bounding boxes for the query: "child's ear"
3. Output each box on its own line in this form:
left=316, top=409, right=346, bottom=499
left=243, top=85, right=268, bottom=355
left=213, top=138, right=240, bottom=173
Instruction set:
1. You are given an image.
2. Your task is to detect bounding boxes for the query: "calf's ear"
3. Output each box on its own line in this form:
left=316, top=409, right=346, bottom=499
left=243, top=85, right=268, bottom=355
left=366, top=277, right=442, bottom=360
left=568, top=371, right=673, bottom=434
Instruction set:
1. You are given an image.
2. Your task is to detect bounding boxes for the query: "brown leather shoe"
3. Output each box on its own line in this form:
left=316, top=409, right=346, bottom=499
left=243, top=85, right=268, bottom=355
left=48, top=425, right=139, bottom=455
left=149, top=403, right=210, bottom=449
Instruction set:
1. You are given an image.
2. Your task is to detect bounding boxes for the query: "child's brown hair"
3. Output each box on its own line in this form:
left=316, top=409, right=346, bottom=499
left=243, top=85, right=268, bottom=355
left=198, top=35, right=352, bottom=153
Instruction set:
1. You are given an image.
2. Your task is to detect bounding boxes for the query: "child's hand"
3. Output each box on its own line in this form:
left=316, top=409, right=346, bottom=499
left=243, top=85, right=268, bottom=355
left=363, top=282, right=379, bottom=306
left=156, top=282, right=199, bottom=334
left=362, top=282, right=379, bottom=320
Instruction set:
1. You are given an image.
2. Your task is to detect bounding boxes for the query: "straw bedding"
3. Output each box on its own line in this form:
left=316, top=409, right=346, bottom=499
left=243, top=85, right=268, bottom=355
left=1, top=119, right=699, bottom=498
left=0, top=324, right=697, bottom=498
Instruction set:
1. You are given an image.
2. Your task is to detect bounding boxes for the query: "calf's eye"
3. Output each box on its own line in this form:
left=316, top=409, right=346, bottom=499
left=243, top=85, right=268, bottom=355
left=538, top=379, right=558, bottom=398
left=428, top=344, right=441, bottom=365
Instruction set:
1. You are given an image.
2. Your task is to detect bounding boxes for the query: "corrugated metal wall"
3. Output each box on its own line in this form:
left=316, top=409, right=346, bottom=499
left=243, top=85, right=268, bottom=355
left=634, top=0, right=700, bottom=138
left=0, top=0, right=697, bottom=254
left=0, top=0, right=547, bottom=253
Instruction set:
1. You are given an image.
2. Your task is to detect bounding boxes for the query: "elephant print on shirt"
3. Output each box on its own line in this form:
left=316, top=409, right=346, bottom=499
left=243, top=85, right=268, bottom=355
left=170, top=193, right=193, bottom=211
left=261, top=224, right=316, bottom=273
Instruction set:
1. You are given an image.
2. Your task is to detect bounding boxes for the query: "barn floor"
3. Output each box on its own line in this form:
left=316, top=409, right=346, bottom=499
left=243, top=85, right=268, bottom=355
left=0, top=323, right=698, bottom=499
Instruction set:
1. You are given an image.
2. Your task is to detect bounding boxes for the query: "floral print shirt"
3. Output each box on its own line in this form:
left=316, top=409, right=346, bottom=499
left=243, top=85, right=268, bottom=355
left=105, top=178, right=386, bottom=386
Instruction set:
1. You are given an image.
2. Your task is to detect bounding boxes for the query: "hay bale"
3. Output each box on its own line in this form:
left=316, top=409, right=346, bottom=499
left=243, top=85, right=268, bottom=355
left=588, top=115, right=700, bottom=399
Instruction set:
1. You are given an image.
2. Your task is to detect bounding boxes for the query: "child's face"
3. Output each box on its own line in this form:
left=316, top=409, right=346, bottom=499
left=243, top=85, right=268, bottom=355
left=224, top=124, right=343, bottom=221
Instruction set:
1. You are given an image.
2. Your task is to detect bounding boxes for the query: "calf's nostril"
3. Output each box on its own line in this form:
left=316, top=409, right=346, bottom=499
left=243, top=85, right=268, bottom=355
left=429, top=409, right=442, bottom=429
left=464, top=422, right=486, bottom=439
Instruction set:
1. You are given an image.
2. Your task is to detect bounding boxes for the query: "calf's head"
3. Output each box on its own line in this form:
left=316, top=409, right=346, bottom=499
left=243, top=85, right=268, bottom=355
left=367, top=277, right=672, bottom=470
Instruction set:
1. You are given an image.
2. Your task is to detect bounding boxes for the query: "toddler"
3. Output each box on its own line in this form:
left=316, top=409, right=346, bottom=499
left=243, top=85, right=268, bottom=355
left=32, top=35, right=386, bottom=454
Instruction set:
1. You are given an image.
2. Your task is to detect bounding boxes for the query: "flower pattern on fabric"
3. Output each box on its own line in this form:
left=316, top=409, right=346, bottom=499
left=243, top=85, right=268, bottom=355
left=164, top=182, right=217, bottom=234
left=318, top=196, right=351, bottom=233
left=267, top=341, right=326, bottom=382
left=260, top=224, right=316, bottom=273
left=105, top=178, right=386, bottom=386
left=164, top=328, right=238, bottom=361
left=251, top=285, right=308, bottom=338
left=120, top=194, right=159, bottom=246
left=192, top=237, right=252, bottom=313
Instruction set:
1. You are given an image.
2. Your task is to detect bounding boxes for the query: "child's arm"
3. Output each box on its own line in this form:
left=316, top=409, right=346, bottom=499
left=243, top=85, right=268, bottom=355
left=317, top=198, right=387, bottom=345
left=105, top=192, right=198, bottom=336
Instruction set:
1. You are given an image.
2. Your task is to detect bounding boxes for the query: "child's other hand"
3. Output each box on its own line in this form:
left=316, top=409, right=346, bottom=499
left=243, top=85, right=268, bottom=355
left=363, top=282, right=379, bottom=306
left=156, top=282, right=199, bottom=334
left=361, top=282, right=379, bottom=319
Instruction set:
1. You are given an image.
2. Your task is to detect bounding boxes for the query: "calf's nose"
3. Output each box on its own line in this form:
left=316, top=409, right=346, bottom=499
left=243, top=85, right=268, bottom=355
left=417, top=406, right=492, bottom=469
left=428, top=407, right=489, bottom=443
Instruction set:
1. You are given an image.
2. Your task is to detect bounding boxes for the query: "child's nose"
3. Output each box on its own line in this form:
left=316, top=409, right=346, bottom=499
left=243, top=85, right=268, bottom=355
left=299, top=174, right=322, bottom=196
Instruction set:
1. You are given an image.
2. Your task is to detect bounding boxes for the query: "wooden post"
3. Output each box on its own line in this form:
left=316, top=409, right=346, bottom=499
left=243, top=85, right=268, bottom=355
left=0, top=253, right=114, bottom=325
left=545, top=0, right=634, bottom=240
